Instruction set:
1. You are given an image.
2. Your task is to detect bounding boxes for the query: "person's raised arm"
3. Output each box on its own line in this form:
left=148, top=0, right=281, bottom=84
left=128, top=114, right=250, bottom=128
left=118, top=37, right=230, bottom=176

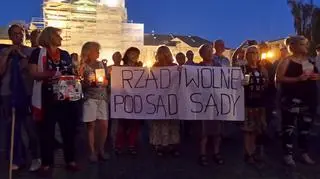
left=231, top=40, right=248, bottom=62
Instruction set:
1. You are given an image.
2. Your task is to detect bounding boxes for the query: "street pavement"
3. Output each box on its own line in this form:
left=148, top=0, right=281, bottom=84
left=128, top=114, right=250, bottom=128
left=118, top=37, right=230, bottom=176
left=1, top=121, right=320, bottom=179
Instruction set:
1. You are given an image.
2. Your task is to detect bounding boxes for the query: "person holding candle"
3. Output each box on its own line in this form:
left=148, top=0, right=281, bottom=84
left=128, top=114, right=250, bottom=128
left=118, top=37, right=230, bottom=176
left=79, top=42, right=109, bottom=162
left=276, top=36, right=320, bottom=166
left=242, top=46, right=268, bottom=164
left=29, top=27, right=81, bottom=176
left=114, top=47, right=141, bottom=155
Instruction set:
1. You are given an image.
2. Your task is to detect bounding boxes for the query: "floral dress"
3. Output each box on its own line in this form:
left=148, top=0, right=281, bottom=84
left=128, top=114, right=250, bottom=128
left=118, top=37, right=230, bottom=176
left=149, top=62, right=180, bottom=146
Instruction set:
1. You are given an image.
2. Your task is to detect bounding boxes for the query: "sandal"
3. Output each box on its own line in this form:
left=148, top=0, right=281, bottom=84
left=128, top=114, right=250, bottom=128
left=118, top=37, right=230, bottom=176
left=199, top=155, right=209, bottom=166
left=155, top=145, right=164, bottom=157
left=157, top=150, right=164, bottom=157
left=213, top=153, right=224, bottom=165
left=169, top=145, right=180, bottom=157
left=301, top=153, right=316, bottom=165
left=128, top=147, right=137, bottom=156
left=114, top=147, right=122, bottom=155
left=172, top=150, right=180, bottom=157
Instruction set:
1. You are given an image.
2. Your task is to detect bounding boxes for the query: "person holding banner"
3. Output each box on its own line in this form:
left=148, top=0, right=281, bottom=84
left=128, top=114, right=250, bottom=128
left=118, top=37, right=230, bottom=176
left=276, top=36, right=319, bottom=167
left=114, top=47, right=142, bottom=155
left=176, top=52, right=186, bottom=66
left=197, top=43, right=224, bottom=166
left=242, top=46, right=268, bottom=164
left=80, top=42, right=110, bottom=162
left=185, top=50, right=197, bottom=66
left=149, top=45, right=181, bottom=157
left=29, top=27, right=81, bottom=175
left=108, top=51, right=122, bottom=146
left=213, top=40, right=230, bottom=67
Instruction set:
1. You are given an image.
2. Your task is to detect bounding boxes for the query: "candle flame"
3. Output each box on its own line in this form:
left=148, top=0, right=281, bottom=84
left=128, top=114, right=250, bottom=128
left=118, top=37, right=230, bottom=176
left=97, top=76, right=104, bottom=82
left=145, top=61, right=153, bottom=68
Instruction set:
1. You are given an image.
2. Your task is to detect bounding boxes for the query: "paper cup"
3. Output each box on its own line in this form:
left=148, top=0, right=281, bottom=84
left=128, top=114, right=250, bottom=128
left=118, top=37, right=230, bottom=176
left=245, top=74, right=250, bottom=83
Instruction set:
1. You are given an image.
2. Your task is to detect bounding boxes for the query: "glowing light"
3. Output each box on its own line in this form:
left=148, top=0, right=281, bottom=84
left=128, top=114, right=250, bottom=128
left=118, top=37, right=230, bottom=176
left=267, top=51, right=275, bottom=59
left=145, top=61, right=153, bottom=68
left=261, top=51, right=275, bottom=59
left=97, top=76, right=104, bottom=82
left=95, top=69, right=106, bottom=83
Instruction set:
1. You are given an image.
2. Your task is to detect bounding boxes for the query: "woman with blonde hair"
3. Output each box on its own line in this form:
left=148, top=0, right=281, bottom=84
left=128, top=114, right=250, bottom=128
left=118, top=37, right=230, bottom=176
left=149, top=45, right=181, bottom=157
left=79, top=42, right=109, bottom=162
left=242, top=45, right=268, bottom=164
left=29, top=27, right=81, bottom=176
left=276, top=36, right=320, bottom=166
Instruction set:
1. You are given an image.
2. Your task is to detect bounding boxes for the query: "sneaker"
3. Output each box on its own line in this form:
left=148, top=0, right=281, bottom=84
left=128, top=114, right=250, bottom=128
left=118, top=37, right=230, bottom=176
left=128, top=147, right=137, bottom=156
left=301, top=153, right=315, bottom=165
left=284, top=155, right=296, bottom=167
left=29, top=159, right=41, bottom=172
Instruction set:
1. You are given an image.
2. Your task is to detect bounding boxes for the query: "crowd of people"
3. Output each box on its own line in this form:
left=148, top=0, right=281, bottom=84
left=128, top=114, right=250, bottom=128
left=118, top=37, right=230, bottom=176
left=1, top=24, right=320, bottom=177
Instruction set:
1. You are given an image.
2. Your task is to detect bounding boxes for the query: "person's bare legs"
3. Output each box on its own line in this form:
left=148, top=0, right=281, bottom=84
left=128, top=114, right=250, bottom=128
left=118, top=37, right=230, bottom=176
left=199, top=136, right=208, bottom=165
left=212, top=121, right=224, bottom=165
left=86, top=122, right=96, bottom=162
left=98, top=119, right=109, bottom=160
left=213, top=136, right=221, bottom=155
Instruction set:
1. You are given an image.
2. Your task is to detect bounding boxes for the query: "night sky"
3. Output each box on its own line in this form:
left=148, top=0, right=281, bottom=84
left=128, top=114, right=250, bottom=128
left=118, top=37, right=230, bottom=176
left=1, top=0, right=320, bottom=47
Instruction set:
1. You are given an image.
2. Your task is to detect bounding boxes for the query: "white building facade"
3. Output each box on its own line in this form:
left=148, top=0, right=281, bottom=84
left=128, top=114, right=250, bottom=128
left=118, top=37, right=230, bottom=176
left=43, top=0, right=144, bottom=63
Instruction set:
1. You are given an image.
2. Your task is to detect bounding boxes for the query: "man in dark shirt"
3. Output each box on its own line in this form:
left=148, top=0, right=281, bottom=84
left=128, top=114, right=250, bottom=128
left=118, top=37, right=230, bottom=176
left=0, top=24, right=41, bottom=171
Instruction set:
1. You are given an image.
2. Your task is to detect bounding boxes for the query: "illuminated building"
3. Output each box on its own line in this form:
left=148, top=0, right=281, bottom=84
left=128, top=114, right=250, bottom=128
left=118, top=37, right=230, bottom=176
left=42, top=0, right=144, bottom=63
left=0, top=0, right=225, bottom=65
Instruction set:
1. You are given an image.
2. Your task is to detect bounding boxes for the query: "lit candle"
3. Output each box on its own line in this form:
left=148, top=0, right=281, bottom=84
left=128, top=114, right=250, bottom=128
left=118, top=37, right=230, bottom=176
left=95, top=69, right=105, bottom=83
left=302, top=61, right=314, bottom=75
left=97, top=76, right=104, bottom=82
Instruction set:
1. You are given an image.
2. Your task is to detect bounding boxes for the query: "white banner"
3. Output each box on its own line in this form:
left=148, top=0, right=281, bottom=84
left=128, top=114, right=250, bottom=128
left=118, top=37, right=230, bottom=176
left=111, top=66, right=244, bottom=121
